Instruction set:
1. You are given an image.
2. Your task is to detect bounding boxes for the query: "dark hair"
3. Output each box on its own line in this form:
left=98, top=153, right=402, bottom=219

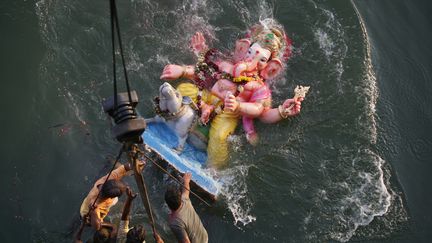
left=93, top=227, right=110, bottom=243
left=100, top=179, right=125, bottom=199
left=165, top=184, right=182, bottom=211
left=126, top=225, right=146, bottom=243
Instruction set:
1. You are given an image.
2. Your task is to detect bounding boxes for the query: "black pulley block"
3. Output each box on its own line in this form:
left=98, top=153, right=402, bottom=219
left=103, top=91, right=146, bottom=143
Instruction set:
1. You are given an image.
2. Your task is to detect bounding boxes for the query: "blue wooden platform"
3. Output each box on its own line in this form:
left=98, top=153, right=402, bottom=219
left=142, top=122, right=219, bottom=199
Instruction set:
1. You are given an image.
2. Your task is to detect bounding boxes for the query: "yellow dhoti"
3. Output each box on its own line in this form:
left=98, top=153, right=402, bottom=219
left=176, top=82, right=239, bottom=169
left=207, top=112, right=238, bottom=168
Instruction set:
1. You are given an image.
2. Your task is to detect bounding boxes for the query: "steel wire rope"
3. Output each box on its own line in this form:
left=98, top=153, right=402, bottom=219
left=109, top=1, right=160, bottom=240
left=110, top=0, right=133, bottom=110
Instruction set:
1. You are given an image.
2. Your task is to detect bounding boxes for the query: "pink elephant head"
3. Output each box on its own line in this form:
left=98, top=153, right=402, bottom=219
left=232, top=19, right=292, bottom=80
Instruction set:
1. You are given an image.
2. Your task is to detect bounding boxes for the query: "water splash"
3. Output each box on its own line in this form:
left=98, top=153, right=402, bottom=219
left=300, top=147, right=393, bottom=242
left=353, top=0, right=379, bottom=144
left=218, top=164, right=256, bottom=226
left=315, top=29, right=334, bottom=59
left=313, top=6, right=348, bottom=93
left=332, top=150, right=391, bottom=242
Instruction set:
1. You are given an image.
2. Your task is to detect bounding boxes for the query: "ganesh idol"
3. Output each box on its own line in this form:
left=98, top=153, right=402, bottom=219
left=160, top=18, right=303, bottom=169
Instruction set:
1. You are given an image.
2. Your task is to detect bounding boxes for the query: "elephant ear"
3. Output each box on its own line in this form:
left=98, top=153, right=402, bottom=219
left=260, top=59, right=283, bottom=80
left=233, top=39, right=251, bottom=63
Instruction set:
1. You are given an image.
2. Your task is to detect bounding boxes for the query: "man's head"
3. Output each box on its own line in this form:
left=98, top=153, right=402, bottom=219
left=93, top=227, right=111, bottom=243
left=165, top=184, right=182, bottom=211
left=100, top=179, right=126, bottom=199
left=126, top=225, right=146, bottom=243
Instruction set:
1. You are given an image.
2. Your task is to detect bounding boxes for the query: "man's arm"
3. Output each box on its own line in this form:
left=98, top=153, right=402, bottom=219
left=73, top=217, right=87, bottom=243
left=182, top=235, right=191, bottom=243
left=89, top=164, right=129, bottom=194
left=90, top=207, right=102, bottom=230
left=104, top=223, right=118, bottom=243
left=89, top=207, right=117, bottom=234
left=109, top=164, right=129, bottom=180
left=115, top=187, right=137, bottom=242
left=171, top=224, right=191, bottom=243
left=155, top=233, right=165, bottom=243
left=121, top=187, right=137, bottom=220
left=181, top=172, right=192, bottom=199
left=106, top=160, right=145, bottom=181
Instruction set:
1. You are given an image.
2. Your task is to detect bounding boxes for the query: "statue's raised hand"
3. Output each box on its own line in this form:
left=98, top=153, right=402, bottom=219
left=233, top=39, right=251, bottom=63
left=190, top=32, right=208, bottom=56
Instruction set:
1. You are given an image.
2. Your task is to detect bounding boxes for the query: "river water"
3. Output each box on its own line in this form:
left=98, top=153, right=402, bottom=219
left=1, top=0, right=431, bottom=242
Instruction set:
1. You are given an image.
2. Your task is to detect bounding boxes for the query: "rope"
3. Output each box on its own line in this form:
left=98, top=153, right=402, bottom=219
left=109, top=0, right=133, bottom=110
left=142, top=152, right=212, bottom=207
left=110, top=0, right=118, bottom=109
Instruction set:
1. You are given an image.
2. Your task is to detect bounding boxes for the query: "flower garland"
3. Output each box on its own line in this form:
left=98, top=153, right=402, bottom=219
left=194, top=49, right=220, bottom=90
